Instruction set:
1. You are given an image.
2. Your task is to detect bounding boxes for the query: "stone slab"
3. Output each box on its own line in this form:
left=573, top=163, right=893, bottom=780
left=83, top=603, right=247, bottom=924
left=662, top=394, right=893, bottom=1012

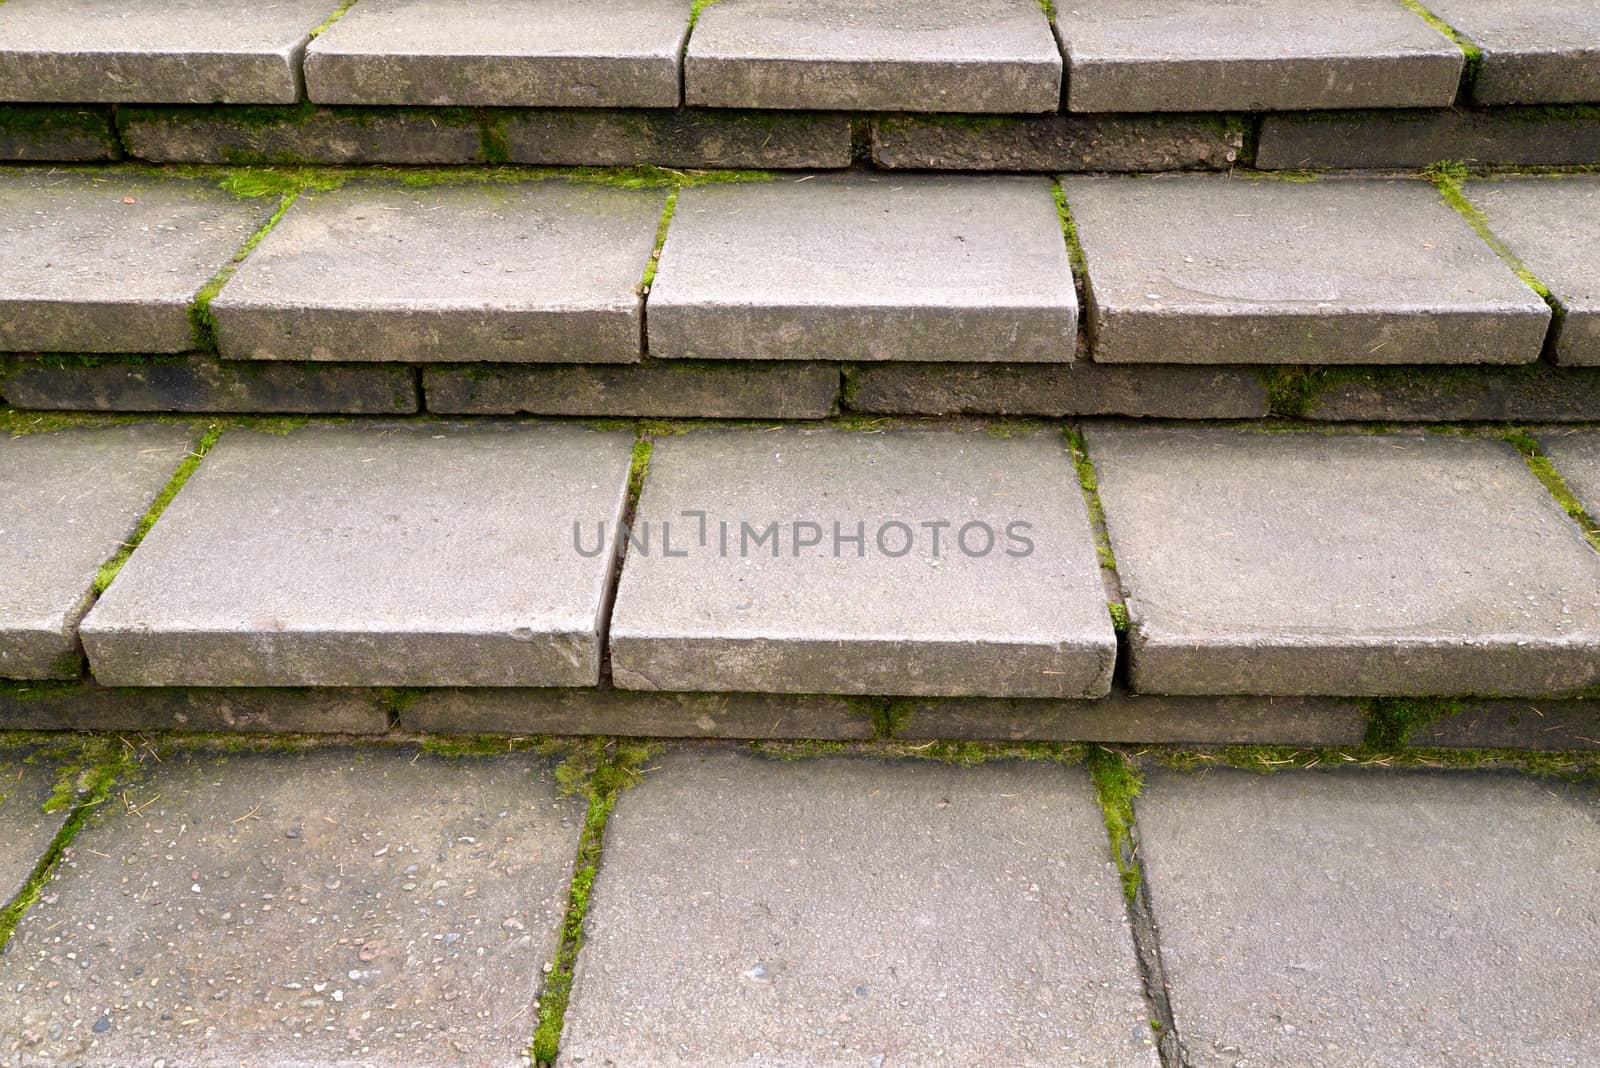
left=305, top=0, right=691, bottom=107
left=0, top=424, right=193, bottom=681
left=424, top=360, right=838, bottom=418
left=1426, top=0, right=1600, bottom=105
left=609, top=426, right=1115, bottom=698
left=80, top=421, right=633, bottom=687
left=1301, top=365, right=1600, bottom=422
left=212, top=180, right=663, bottom=364
left=0, top=105, right=120, bottom=162
left=0, top=171, right=276, bottom=354
left=1540, top=428, right=1600, bottom=518
left=1064, top=176, right=1551, bottom=365
left=118, top=104, right=486, bottom=164
left=870, top=113, right=1247, bottom=172
left=0, top=747, right=583, bottom=1066
left=0, top=747, right=77, bottom=907
left=1409, top=698, right=1600, bottom=750
left=0, top=0, right=341, bottom=104
left=561, top=748, right=1158, bottom=1067
left=0, top=354, right=419, bottom=414
left=1089, top=426, right=1600, bottom=697
left=1466, top=177, right=1600, bottom=365
left=1257, top=105, right=1600, bottom=170
left=1053, top=0, right=1463, bottom=113
left=648, top=175, right=1076, bottom=363
left=0, top=681, right=392, bottom=734
left=500, top=108, right=853, bottom=169
left=685, top=0, right=1061, bottom=113
left=844, top=362, right=1269, bottom=418
left=1138, top=767, right=1600, bottom=1067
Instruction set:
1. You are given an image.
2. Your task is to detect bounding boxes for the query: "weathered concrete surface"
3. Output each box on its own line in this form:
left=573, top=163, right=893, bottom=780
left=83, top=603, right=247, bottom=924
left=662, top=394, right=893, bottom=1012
left=1426, top=0, right=1600, bottom=105
left=1467, top=177, right=1600, bottom=365
left=305, top=0, right=691, bottom=107
left=649, top=175, right=1077, bottom=363
left=1053, top=0, right=1463, bottom=112
left=500, top=108, right=853, bottom=169
left=0, top=747, right=583, bottom=1067
left=1064, top=176, right=1551, bottom=365
left=80, top=422, right=633, bottom=688
left=685, top=0, right=1062, bottom=113
left=844, top=362, right=1269, bottom=418
left=1139, top=767, right=1600, bottom=1067
left=1088, top=426, right=1600, bottom=697
left=870, top=113, right=1247, bottom=172
left=0, top=747, right=76, bottom=907
left=0, top=354, right=418, bottom=414
left=0, top=424, right=193, bottom=681
left=0, top=171, right=276, bottom=354
left=0, top=681, right=391, bottom=734
left=424, top=360, right=838, bottom=418
left=0, top=105, right=119, bottom=162
left=1409, top=698, right=1600, bottom=750
left=561, top=749, right=1158, bottom=1067
left=1301, top=365, right=1600, bottom=422
left=1539, top=428, right=1600, bottom=517
left=609, top=426, right=1115, bottom=698
left=118, top=104, right=486, bottom=164
left=212, top=180, right=663, bottom=363
left=1258, top=105, right=1600, bottom=170
left=0, top=0, right=342, bottom=104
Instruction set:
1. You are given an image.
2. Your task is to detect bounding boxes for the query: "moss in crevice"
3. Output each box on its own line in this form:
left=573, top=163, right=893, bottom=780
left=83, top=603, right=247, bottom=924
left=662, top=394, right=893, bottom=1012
left=189, top=189, right=301, bottom=350
left=1363, top=697, right=1467, bottom=749
left=1261, top=366, right=1326, bottom=419
left=1426, top=164, right=1558, bottom=315
left=308, top=0, right=360, bottom=37
left=639, top=187, right=679, bottom=293
left=1064, top=427, right=1118, bottom=571
left=1086, top=745, right=1143, bottom=901
left=94, top=425, right=223, bottom=593
left=1503, top=430, right=1600, bottom=551
left=1398, top=0, right=1484, bottom=85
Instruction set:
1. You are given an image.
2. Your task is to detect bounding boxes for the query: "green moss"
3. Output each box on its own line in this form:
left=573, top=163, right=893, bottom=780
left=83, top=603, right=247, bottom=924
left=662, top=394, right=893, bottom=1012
left=1064, top=427, right=1118, bottom=571
left=1086, top=746, right=1143, bottom=901
left=1261, top=366, right=1326, bottom=419
left=1503, top=430, right=1600, bottom=551
left=984, top=417, right=1044, bottom=439
left=1428, top=169, right=1557, bottom=307
left=1230, top=168, right=1320, bottom=183
left=626, top=439, right=655, bottom=509
left=1398, top=0, right=1483, bottom=83
left=479, top=110, right=511, bottom=165
left=1363, top=697, right=1466, bottom=748
left=309, top=0, right=359, bottom=37
left=190, top=190, right=300, bottom=350
left=1107, top=601, right=1131, bottom=634
left=94, top=425, right=223, bottom=593
left=875, top=698, right=913, bottom=739
left=640, top=187, right=679, bottom=292
left=686, top=0, right=721, bottom=31
left=1051, top=181, right=1089, bottom=285
left=0, top=104, right=113, bottom=136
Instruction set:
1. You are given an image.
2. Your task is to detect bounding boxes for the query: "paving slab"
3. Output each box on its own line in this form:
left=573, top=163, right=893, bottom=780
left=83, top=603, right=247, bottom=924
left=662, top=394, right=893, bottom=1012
left=0, top=424, right=194, bottom=681
left=0, top=0, right=342, bottom=104
left=1257, top=105, right=1600, bottom=171
left=1138, top=767, right=1600, bottom=1067
left=0, top=171, right=276, bottom=354
left=684, top=0, right=1062, bottom=113
left=0, top=747, right=583, bottom=1067
left=0, top=746, right=78, bottom=907
left=80, top=421, right=633, bottom=688
left=0, top=105, right=120, bottom=162
left=1426, top=0, right=1600, bottom=105
left=1064, top=176, right=1551, bottom=365
left=1408, top=697, right=1600, bottom=750
left=0, top=681, right=392, bottom=734
left=500, top=108, right=852, bottom=169
left=560, top=749, right=1157, bottom=1067
left=1539, top=428, right=1600, bottom=517
left=870, top=113, right=1248, bottom=172
left=1053, top=0, right=1463, bottom=112
left=609, top=426, right=1115, bottom=698
left=648, top=175, right=1077, bottom=363
left=305, top=0, right=691, bottom=107
left=1087, top=426, right=1600, bottom=696
left=211, top=180, right=664, bottom=364
left=1466, top=176, right=1600, bottom=366
left=1302, top=365, right=1600, bottom=423
left=118, top=103, right=487, bottom=164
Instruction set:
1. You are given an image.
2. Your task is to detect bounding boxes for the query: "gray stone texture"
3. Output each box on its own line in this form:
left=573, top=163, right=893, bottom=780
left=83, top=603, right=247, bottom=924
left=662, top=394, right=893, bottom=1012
left=1089, top=426, right=1600, bottom=697
left=0, top=0, right=342, bottom=104
left=844, top=362, right=1270, bottom=418
left=1257, top=105, right=1600, bottom=170
left=1426, top=0, right=1600, bottom=105
left=684, top=0, right=1063, bottom=113
left=1302, top=365, right=1600, bottom=422
left=1410, top=698, right=1600, bottom=750
left=1540, top=427, right=1600, bottom=517
left=118, top=104, right=486, bottom=164
left=609, top=426, right=1116, bottom=698
left=649, top=175, right=1077, bottom=363
left=870, top=113, right=1247, bottom=172
left=400, top=689, right=878, bottom=739
left=499, top=108, right=853, bottom=169
left=0, top=747, right=583, bottom=1067
left=211, top=179, right=664, bottom=363
left=561, top=749, right=1158, bottom=1067
left=0, top=354, right=418, bottom=414
left=0, top=747, right=76, bottom=907
left=0, top=424, right=193, bottom=681
left=1053, top=0, right=1464, bottom=112
left=423, top=360, right=839, bottom=418
left=0, top=105, right=120, bottom=162
left=0, top=681, right=392, bottom=734
left=1467, top=176, right=1600, bottom=365
left=1138, top=768, right=1600, bottom=1067
left=305, top=0, right=692, bottom=108
left=1065, top=176, right=1551, bottom=365
left=0, top=171, right=276, bottom=354
left=80, top=422, right=633, bottom=688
